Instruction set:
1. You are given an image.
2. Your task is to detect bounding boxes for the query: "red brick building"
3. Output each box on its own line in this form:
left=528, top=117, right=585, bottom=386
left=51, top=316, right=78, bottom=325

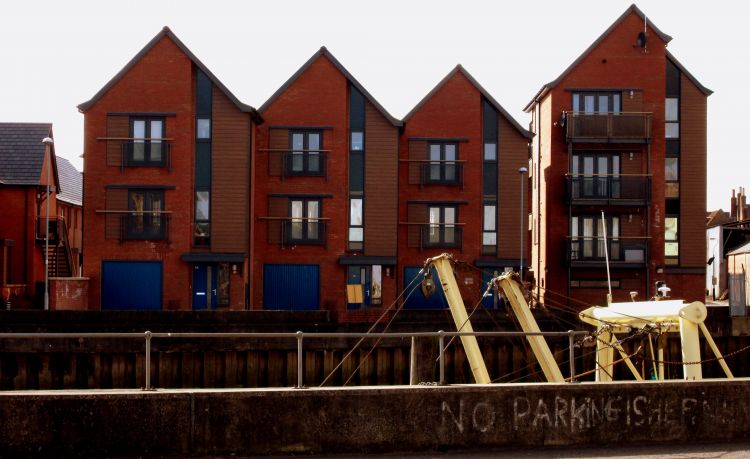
left=79, top=28, right=261, bottom=310
left=0, top=123, right=69, bottom=308
left=398, top=66, right=532, bottom=309
left=526, top=5, right=711, bottom=307
left=251, top=48, right=401, bottom=320
left=55, top=156, right=83, bottom=277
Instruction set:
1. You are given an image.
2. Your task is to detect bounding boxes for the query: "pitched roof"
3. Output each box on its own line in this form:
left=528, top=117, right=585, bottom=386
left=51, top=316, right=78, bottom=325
left=524, top=4, right=675, bottom=111
left=77, top=27, right=262, bottom=123
left=258, top=46, right=402, bottom=127
left=706, top=209, right=731, bottom=228
left=666, top=50, right=713, bottom=96
left=55, top=156, right=82, bottom=206
left=0, top=123, right=59, bottom=188
left=728, top=241, right=750, bottom=256
left=403, top=64, right=533, bottom=140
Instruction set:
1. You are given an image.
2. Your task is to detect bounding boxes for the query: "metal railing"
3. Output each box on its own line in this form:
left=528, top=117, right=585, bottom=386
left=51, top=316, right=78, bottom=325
left=565, top=111, right=652, bottom=142
left=565, top=174, right=651, bottom=205
left=420, top=162, right=464, bottom=188
left=421, top=225, right=463, bottom=250
left=121, top=141, right=172, bottom=170
left=282, top=219, right=327, bottom=246
left=121, top=213, right=170, bottom=242
left=567, top=237, right=649, bottom=265
left=282, top=152, right=328, bottom=178
left=0, top=330, right=588, bottom=390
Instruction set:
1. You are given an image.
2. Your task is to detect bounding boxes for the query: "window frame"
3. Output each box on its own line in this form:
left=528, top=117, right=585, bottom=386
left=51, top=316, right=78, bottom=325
left=125, top=189, right=166, bottom=240
left=287, top=198, right=323, bottom=244
left=425, top=142, right=460, bottom=185
left=426, top=205, right=460, bottom=248
left=572, top=92, right=621, bottom=114
left=287, top=130, right=324, bottom=176
left=128, top=116, right=166, bottom=166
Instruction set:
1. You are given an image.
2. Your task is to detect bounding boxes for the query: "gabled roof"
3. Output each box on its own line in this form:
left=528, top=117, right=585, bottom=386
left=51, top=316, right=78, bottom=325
left=728, top=241, right=750, bottom=256
left=706, top=209, right=731, bottom=228
left=77, top=26, right=262, bottom=123
left=403, top=64, right=533, bottom=140
left=56, top=156, right=82, bottom=207
left=524, top=4, right=675, bottom=111
left=258, top=46, right=402, bottom=127
left=666, top=50, right=713, bottom=96
left=0, top=123, right=59, bottom=188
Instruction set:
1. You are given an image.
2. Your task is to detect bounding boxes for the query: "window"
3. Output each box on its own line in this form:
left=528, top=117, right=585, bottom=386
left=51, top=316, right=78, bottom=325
left=570, top=215, right=620, bottom=260
left=482, top=204, right=497, bottom=252
left=571, top=154, right=621, bottom=199
left=197, top=118, right=211, bottom=139
left=665, top=98, right=679, bottom=139
left=129, top=117, right=165, bottom=165
left=570, top=279, right=621, bottom=288
left=665, top=157, right=679, bottom=198
left=349, top=198, right=363, bottom=251
left=351, top=131, right=364, bottom=151
left=426, top=206, right=459, bottom=247
left=427, top=143, right=459, bottom=184
left=665, top=216, right=679, bottom=265
left=572, top=92, right=621, bottom=113
left=125, top=190, right=165, bottom=240
left=287, top=199, right=322, bottom=244
left=288, top=131, right=323, bottom=175
left=194, top=191, right=210, bottom=246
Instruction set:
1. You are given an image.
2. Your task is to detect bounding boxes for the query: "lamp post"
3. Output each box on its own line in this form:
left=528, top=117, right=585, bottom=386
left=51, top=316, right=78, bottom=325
left=42, top=137, right=53, bottom=311
left=518, top=166, right=528, bottom=280
left=709, top=237, right=718, bottom=301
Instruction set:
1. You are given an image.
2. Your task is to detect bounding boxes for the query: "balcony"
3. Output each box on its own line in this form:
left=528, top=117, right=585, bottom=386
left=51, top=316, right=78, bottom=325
left=121, top=213, right=170, bottom=242
left=566, top=237, right=648, bottom=268
left=282, top=219, right=327, bottom=246
left=564, top=112, right=651, bottom=143
left=420, top=161, right=464, bottom=187
left=565, top=175, right=651, bottom=206
left=121, top=141, right=172, bottom=170
left=421, top=224, right=463, bottom=250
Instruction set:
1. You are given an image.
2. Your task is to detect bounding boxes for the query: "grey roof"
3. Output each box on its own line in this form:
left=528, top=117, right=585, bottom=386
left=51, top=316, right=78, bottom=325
left=0, top=123, right=59, bottom=188
left=402, top=64, right=533, bottom=140
left=258, top=46, right=402, bottom=127
left=77, top=27, right=262, bottom=123
left=524, top=4, right=677, bottom=111
left=55, top=156, right=82, bottom=206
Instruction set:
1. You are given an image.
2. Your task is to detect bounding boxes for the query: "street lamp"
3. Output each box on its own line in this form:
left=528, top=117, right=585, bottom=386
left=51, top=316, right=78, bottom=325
left=518, top=166, right=528, bottom=280
left=709, top=237, right=718, bottom=301
left=42, top=137, right=53, bottom=311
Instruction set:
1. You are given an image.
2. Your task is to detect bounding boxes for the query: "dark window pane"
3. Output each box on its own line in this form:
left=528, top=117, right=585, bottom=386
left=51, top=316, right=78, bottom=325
left=195, top=143, right=211, bottom=189
left=196, top=70, right=213, bottom=114
left=349, top=152, right=364, bottom=192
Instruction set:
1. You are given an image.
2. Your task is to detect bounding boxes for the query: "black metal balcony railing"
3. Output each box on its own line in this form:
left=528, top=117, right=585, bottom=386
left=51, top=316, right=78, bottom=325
left=121, top=213, right=170, bottom=242
left=282, top=152, right=328, bottom=178
left=566, top=237, right=648, bottom=267
left=121, top=141, right=171, bottom=169
left=420, top=162, right=464, bottom=187
left=564, top=112, right=652, bottom=143
left=565, top=174, right=651, bottom=206
left=282, top=219, right=327, bottom=246
left=421, top=224, right=463, bottom=250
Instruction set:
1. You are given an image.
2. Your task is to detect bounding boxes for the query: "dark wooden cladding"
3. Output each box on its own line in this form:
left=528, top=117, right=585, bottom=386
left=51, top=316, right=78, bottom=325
left=497, top=117, right=528, bottom=259
left=364, top=102, right=398, bottom=257
left=621, top=90, right=643, bottom=112
left=268, top=128, right=288, bottom=176
left=621, top=151, right=643, bottom=175
left=407, top=204, right=426, bottom=248
left=679, top=73, right=707, bottom=268
left=106, top=115, right=129, bottom=167
left=211, top=86, right=250, bottom=253
left=104, top=188, right=127, bottom=239
left=267, top=197, right=287, bottom=244
left=408, top=140, right=427, bottom=184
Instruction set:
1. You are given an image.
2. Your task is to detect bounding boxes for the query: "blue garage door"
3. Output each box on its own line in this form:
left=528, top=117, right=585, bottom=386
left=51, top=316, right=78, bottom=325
left=403, top=266, right=448, bottom=309
left=102, top=261, right=162, bottom=310
left=263, top=264, right=319, bottom=310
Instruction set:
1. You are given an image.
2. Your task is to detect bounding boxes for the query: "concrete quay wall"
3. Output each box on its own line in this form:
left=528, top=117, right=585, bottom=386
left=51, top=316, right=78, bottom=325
left=1, top=379, right=749, bottom=456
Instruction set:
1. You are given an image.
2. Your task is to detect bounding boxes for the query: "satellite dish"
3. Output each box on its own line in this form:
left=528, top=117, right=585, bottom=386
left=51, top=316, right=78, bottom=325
left=636, top=32, right=647, bottom=48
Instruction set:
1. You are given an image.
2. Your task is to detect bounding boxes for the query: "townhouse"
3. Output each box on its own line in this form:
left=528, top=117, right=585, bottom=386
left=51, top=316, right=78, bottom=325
left=78, top=27, right=261, bottom=310
left=526, top=5, right=710, bottom=306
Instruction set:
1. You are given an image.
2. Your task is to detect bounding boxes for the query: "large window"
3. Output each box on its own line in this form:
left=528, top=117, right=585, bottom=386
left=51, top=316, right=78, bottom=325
left=570, top=215, right=620, bottom=260
left=665, top=216, right=679, bottom=265
left=427, top=143, right=458, bottom=184
left=665, top=98, right=679, bottom=139
left=482, top=203, right=497, bottom=253
left=349, top=198, right=363, bottom=250
left=427, top=205, right=459, bottom=247
left=572, top=92, right=621, bottom=113
left=288, top=131, right=323, bottom=175
left=571, top=153, right=621, bottom=199
left=287, top=199, right=322, bottom=244
left=125, top=189, right=165, bottom=240
left=129, top=117, right=165, bottom=165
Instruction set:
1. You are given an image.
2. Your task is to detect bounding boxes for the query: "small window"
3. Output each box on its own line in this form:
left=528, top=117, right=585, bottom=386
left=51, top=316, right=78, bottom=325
left=351, top=131, right=364, bottom=151
left=483, top=204, right=497, bottom=249
left=665, top=217, right=679, bottom=261
left=349, top=198, right=364, bottom=250
left=426, top=205, right=459, bottom=247
left=197, top=119, right=211, bottom=139
left=483, top=143, right=497, bottom=161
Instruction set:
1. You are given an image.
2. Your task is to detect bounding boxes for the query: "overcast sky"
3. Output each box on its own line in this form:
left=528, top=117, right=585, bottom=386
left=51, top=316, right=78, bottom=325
left=1, top=1, right=745, bottom=210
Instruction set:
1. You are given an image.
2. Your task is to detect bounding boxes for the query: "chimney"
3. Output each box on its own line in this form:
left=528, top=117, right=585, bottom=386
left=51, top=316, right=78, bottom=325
left=741, top=187, right=747, bottom=221
left=731, top=189, right=737, bottom=220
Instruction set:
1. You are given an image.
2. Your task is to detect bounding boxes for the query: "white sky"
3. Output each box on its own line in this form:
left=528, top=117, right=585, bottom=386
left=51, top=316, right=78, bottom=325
left=1, top=1, right=745, bottom=210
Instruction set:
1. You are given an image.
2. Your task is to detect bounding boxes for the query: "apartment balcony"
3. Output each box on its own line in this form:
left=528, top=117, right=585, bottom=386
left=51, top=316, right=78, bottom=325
left=565, top=174, right=651, bottom=206
left=121, top=213, right=170, bottom=242
left=420, top=161, right=465, bottom=188
left=121, top=141, right=172, bottom=169
left=566, top=237, right=648, bottom=268
left=282, top=152, right=328, bottom=179
left=282, top=219, right=327, bottom=246
left=564, top=112, right=651, bottom=143
left=421, top=224, right=463, bottom=250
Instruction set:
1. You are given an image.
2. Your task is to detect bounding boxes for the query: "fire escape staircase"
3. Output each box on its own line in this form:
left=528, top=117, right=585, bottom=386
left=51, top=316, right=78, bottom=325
left=37, top=217, right=74, bottom=278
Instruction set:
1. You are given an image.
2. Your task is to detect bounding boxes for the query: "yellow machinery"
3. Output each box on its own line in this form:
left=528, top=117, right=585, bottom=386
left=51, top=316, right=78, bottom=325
left=424, top=253, right=732, bottom=384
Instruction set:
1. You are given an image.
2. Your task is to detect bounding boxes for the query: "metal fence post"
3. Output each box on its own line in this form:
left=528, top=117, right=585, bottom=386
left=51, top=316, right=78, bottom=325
left=568, top=330, right=576, bottom=383
left=438, top=330, right=445, bottom=385
left=144, top=330, right=152, bottom=391
left=296, top=331, right=304, bottom=389
left=409, top=336, right=417, bottom=385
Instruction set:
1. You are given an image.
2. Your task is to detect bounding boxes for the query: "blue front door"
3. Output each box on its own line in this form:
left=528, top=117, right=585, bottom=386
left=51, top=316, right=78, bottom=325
left=193, top=264, right=218, bottom=310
